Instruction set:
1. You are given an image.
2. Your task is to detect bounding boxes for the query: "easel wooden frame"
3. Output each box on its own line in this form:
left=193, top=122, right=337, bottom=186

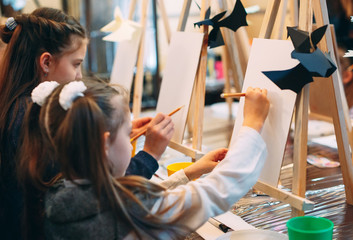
left=167, top=0, right=264, bottom=160
left=128, top=0, right=172, bottom=119
left=254, top=0, right=353, bottom=216
left=179, top=0, right=250, bottom=154
left=162, top=0, right=242, bottom=157
left=127, top=0, right=206, bottom=159
left=128, top=0, right=202, bottom=157
left=162, top=0, right=209, bottom=158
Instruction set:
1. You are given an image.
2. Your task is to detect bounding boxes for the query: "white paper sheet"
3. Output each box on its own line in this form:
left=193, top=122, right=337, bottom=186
left=214, top=211, right=255, bottom=231
left=196, top=211, right=255, bottom=240
left=156, top=31, right=204, bottom=143
left=109, top=32, right=142, bottom=91
left=230, top=38, right=298, bottom=186
left=196, top=221, right=225, bottom=240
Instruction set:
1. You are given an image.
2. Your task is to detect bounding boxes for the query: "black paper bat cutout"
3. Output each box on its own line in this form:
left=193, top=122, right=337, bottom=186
left=194, top=0, right=248, bottom=48
left=263, top=64, right=313, bottom=94
left=291, top=48, right=337, bottom=77
left=287, top=25, right=327, bottom=53
left=262, top=25, right=337, bottom=93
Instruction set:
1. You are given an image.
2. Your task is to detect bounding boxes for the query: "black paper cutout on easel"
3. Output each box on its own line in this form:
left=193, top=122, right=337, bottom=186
left=262, top=25, right=337, bottom=94
left=291, top=48, right=337, bottom=77
left=193, top=0, right=248, bottom=48
left=263, top=64, right=313, bottom=94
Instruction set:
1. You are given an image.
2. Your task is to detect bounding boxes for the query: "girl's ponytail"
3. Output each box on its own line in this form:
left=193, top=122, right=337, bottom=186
left=56, top=95, right=109, bottom=197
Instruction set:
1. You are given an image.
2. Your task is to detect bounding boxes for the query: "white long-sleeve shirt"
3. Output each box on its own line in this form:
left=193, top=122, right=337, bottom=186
left=125, top=126, right=267, bottom=239
left=152, top=126, right=267, bottom=230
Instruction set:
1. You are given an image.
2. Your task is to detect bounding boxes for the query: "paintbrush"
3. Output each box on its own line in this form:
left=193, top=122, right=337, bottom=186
left=220, top=93, right=246, bottom=98
left=130, top=106, right=184, bottom=143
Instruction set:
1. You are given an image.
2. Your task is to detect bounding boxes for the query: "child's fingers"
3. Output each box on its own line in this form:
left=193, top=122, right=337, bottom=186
left=209, top=148, right=228, bottom=161
left=159, top=116, right=173, bottom=129
left=217, top=148, right=228, bottom=160
left=135, top=117, right=152, bottom=127
left=150, top=113, right=172, bottom=129
left=150, top=113, right=166, bottom=125
left=161, top=121, right=174, bottom=136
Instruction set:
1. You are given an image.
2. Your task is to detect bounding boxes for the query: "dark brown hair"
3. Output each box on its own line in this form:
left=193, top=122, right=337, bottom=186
left=0, top=8, right=86, bottom=239
left=0, top=7, right=86, bottom=162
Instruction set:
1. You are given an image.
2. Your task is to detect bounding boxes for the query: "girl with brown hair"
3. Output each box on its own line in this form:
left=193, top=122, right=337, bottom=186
left=0, top=7, right=172, bottom=240
left=0, top=7, right=87, bottom=240
left=22, top=79, right=269, bottom=239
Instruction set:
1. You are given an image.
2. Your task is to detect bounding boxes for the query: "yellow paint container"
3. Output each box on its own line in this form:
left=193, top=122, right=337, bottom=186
left=167, top=162, right=193, bottom=176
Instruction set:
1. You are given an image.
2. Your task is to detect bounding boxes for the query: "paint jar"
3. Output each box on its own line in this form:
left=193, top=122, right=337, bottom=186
left=286, top=216, right=333, bottom=240
left=167, top=162, right=193, bottom=176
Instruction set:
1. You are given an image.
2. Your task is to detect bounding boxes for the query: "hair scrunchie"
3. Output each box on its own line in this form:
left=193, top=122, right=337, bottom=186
left=31, top=81, right=60, bottom=106
left=59, top=81, right=87, bottom=110
left=5, top=17, right=17, bottom=31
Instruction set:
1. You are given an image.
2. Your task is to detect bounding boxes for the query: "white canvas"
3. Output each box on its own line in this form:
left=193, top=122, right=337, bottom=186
left=109, top=31, right=142, bottom=91
left=156, top=31, right=204, bottom=143
left=230, top=38, right=298, bottom=186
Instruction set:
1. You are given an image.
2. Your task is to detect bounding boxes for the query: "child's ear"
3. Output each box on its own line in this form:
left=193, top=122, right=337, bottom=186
left=103, top=132, right=111, bottom=155
left=39, top=52, right=53, bottom=75
left=343, top=70, right=353, bottom=85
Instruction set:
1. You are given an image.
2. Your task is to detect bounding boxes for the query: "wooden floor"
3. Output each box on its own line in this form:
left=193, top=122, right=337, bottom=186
left=176, top=103, right=353, bottom=240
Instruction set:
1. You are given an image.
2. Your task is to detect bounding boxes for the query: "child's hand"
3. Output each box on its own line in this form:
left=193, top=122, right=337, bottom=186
left=183, top=148, right=228, bottom=180
left=242, top=87, right=270, bottom=133
left=143, top=113, right=174, bottom=160
left=130, top=117, right=152, bottom=138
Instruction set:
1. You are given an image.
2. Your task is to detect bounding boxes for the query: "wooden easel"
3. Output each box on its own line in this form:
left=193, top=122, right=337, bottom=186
left=168, top=0, right=256, bottom=159
left=254, top=0, right=353, bottom=216
left=165, top=0, right=247, bottom=156
left=166, top=0, right=209, bottom=157
left=124, top=0, right=206, bottom=159
left=127, top=0, right=196, bottom=157
left=128, top=0, right=172, bottom=119
left=176, top=0, right=251, bottom=155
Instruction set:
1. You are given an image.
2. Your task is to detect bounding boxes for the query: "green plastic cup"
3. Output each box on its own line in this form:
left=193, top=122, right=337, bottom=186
left=286, top=216, right=333, bottom=240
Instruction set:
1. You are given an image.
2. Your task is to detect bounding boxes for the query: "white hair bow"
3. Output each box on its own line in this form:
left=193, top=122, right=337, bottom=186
left=59, top=81, right=87, bottom=110
left=31, top=81, right=60, bottom=106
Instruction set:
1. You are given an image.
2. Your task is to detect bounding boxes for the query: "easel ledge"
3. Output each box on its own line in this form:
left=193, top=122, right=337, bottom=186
left=168, top=141, right=204, bottom=160
left=254, top=181, right=315, bottom=211
left=170, top=142, right=315, bottom=211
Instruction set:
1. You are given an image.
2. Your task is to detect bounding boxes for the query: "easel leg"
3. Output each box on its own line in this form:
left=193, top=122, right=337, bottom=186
left=259, top=0, right=282, bottom=39
left=221, top=45, right=234, bottom=120
left=177, top=0, right=192, bottom=32
left=132, top=0, right=150, bottom=118
left=192, top=0, right=209, bottom=151
left=157, top=0, right=171, bottom=43
left=291, top=0, right=313, bottom=217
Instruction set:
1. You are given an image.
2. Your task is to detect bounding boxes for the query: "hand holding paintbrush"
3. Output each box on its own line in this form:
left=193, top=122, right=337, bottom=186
left=130, top=106, right=183, bottom=143
left=130, top=106, right=183, bottom=160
